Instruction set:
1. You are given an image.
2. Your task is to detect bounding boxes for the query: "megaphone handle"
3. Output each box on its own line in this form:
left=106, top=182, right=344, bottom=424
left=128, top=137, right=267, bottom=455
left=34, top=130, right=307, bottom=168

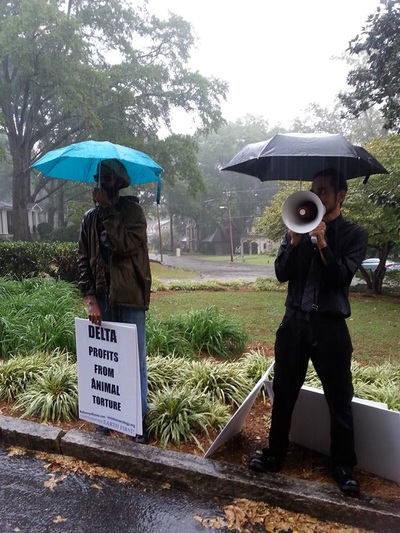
left=311, top=236, right=317, bottom=245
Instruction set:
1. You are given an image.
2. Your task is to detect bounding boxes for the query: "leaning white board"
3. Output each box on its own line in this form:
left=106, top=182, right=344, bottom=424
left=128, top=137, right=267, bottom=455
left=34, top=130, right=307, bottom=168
left=204, top=362, right=274, bottom=458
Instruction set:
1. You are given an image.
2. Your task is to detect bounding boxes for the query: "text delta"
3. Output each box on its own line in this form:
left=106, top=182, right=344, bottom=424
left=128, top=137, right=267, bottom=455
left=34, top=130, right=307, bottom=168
left=88, top=324, right=117, bottom=343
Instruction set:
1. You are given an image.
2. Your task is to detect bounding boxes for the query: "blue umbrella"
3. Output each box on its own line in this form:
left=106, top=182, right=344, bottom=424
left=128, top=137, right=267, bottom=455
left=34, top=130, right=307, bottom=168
left=32, top=140, right=163, bottom=201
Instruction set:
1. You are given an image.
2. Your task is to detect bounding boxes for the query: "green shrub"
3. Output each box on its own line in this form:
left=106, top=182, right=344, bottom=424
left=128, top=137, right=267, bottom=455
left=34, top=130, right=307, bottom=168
left=241, top=350, right=274, bottom=383
left=174, top=306, right=248, bottom=358
left=0, top=242, right=79, bottom=282
left=147, top=355, right=191, bottom=392
left=37, top=222, right=53, bottom=240
left=14, top=362, right=78, bottom=422
left=0, top=352, right=52, bottom=402
left=183, top=359, right=251, bottom=407
left=146, top=306, right=247, bottom=359
left=304, top=360, right=400, bottom=411
left=0, top=278, right=83, bottom=358
left=252, top=277, right=285, bottom=292
left=0, top=242, right=47, bottom=278
left=146, top=315, right=193, bottom=358
left=47, top=242, right=79, bottom=282
left=147, top=384, right=230, bottom=448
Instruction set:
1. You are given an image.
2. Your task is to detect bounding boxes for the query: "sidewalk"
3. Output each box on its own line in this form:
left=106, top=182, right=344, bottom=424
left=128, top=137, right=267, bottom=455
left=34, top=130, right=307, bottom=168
left=1, top=415, right=399, bottom=532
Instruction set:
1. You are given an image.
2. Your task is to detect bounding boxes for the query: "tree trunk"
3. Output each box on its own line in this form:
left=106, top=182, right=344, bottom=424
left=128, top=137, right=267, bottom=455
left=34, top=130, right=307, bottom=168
left=372, top=269, right=385, bottom=295
left=57, top=188, right=65, bottom=227
left=12, top=154, right=31, bottom=241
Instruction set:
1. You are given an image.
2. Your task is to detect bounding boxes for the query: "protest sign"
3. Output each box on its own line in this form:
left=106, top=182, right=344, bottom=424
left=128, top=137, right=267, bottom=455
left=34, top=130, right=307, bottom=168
left=75, top=318, right=142, bottom=436
left=204, top=362, right=274, bottom=458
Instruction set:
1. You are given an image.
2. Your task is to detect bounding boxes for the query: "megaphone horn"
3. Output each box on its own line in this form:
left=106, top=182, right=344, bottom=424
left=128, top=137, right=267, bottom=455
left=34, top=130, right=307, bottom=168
left=281, top=191, right=326, bottom=234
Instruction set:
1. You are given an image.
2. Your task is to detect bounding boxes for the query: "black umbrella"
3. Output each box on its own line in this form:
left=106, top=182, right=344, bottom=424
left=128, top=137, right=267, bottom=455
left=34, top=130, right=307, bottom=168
left=221, top=133, right=388, bottom=183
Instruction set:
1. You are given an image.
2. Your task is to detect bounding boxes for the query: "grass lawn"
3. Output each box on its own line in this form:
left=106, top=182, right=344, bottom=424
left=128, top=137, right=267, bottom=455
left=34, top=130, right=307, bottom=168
left=150, top=290, right=400, bottom=367
left=192, top=254, right=276, bottom=266
left=150, top=261, right=198, bottom=279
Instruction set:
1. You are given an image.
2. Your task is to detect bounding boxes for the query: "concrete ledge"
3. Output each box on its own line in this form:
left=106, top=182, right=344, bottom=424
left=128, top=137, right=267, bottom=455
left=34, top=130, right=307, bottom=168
left=0, top=415, right=64, bottom=454
left=61, top=429, right=400, bottom=532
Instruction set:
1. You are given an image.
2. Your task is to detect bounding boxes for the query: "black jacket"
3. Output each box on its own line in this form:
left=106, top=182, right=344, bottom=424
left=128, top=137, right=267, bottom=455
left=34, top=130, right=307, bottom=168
left=275, top=215, right=368, bottom=318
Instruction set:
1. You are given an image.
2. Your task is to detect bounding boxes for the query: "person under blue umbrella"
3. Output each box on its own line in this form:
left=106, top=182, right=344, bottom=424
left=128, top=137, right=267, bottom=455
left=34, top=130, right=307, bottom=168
left=77, top=159, right=151, bottom=443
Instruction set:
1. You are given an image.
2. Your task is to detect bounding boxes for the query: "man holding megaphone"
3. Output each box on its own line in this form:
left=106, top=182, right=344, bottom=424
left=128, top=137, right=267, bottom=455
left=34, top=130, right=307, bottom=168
left=249, top=168, right=368, bottom=496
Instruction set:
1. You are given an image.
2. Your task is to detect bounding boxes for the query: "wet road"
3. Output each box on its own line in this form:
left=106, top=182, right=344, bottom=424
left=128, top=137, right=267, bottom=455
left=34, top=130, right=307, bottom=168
left=151, top=253, right=275, bottom=282
left=152, top=253, right=364, bottom=287
left=0, top=447, right=232, bottom=533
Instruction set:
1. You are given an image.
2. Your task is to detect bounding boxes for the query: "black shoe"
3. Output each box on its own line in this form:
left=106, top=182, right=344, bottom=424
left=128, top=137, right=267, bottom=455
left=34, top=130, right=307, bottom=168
left=133, top=419, right=148, bottom=444
left=332, top=465, right=360, bottom=496
left=95, top=425, right=111, bottom=436
left=249, top=449, right=283, bottom=473
left=134, top=432, right=148, bottom=444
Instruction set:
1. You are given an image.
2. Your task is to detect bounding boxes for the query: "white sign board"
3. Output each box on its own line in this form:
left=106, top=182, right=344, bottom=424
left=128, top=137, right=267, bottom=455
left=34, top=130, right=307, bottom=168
left=206, top=365, right=400, bottom=483
left=204, top=362, right=274, bottom=458
left=289, top=385, right=400, bottom=483
left=75, top=318, right=142, bottom=436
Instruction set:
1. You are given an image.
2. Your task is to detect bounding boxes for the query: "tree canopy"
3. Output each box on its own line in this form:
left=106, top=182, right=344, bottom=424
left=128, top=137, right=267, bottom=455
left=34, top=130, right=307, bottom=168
left=0, top=0, right=228, bottom=240
left=344, top=135, right=400, bottom=294
left=339, top=2, right=400, bottom=133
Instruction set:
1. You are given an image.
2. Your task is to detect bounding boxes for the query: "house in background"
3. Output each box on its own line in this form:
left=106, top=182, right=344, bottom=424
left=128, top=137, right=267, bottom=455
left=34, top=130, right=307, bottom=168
left=201, top=221, right=241, bottom=256
left=182, top=219, right=200, bottom=252
left=147, top=217, right=170, bottom=237
left=240, top=217, right=280, bottom=255
left=180, top=216, right=279, bottom=256
left=0, top=201, right=44, bottom=240
left=146, top=217, right=171, bottom=252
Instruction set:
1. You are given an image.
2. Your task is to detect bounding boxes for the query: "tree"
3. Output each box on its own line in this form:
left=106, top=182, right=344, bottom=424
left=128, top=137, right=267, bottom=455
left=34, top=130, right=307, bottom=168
left=0, top=0, right=227, bottom=240
left=256, top=182, right=299, bottom=242
left=342, top=135, right=400, bottom=294
left=339, top=2, right=400, bottom=133
left=196, top=116, right=281, bottom=238
left=290, top=101, right=384, bottom=145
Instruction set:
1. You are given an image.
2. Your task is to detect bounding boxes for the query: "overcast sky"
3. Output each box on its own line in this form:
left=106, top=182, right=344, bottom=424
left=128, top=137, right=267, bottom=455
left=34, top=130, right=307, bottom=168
left=144, top=0, right=381, bottom=132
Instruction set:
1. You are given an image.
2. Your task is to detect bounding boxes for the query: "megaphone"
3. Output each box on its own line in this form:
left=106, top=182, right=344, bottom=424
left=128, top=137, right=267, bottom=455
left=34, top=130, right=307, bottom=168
left=281, top=191, right=326, bottom=234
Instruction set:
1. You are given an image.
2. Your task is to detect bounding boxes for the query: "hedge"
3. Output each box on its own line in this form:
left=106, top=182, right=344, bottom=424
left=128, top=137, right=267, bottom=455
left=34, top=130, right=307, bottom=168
left=0, top=242, right=79, bottom=282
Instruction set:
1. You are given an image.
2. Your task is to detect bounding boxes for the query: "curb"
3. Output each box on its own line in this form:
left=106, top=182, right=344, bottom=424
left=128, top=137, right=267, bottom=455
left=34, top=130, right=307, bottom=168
left=1, top=415, right=399, bottom=532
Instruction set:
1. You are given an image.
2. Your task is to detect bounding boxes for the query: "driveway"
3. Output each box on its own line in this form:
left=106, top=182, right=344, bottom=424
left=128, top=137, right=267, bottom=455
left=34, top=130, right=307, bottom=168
left=150, top=253, right=276, bottom=282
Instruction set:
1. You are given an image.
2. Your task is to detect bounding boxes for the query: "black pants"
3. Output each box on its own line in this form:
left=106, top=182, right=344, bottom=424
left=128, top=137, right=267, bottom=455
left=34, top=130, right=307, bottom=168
left=268, top=311, right=356, bottom=468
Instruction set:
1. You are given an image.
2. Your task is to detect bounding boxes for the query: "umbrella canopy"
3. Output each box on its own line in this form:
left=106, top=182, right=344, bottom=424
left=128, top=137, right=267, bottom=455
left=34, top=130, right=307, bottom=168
left=32, top=140, right=163, bottom=200
left=221, top=133, right=388, bottom=182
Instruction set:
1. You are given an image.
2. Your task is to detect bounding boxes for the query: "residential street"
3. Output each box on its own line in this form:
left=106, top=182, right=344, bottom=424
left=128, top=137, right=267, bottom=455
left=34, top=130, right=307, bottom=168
left=0, top=447, right=231, bottom=533
left=150, top=253, right=275, bottom=282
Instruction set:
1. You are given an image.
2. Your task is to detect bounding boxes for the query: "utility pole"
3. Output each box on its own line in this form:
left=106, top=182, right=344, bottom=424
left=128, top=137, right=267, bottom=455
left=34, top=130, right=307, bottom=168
left=157, top=203, right=163, bottom=263
left=220, top=192, right=234, bottom=262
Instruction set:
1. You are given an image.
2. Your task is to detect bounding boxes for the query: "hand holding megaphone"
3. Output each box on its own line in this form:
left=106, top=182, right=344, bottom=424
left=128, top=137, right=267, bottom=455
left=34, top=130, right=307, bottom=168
left=281, top=191, right=326, bottom=235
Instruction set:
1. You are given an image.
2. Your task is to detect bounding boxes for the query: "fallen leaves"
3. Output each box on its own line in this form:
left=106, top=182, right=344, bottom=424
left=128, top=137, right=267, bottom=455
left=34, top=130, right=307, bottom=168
left=53, top=516, right=67, bottom=523
left=34, top=450, right=133, bottom=484
left=43, top=474, right=68, bottom=491
left=194, top=498, right=376, bottom=533
left=6, top=446, right=135, bottom=494
left=7, top=446, right=27, bottom=457
left=193, top=515, right=227, bottom=529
